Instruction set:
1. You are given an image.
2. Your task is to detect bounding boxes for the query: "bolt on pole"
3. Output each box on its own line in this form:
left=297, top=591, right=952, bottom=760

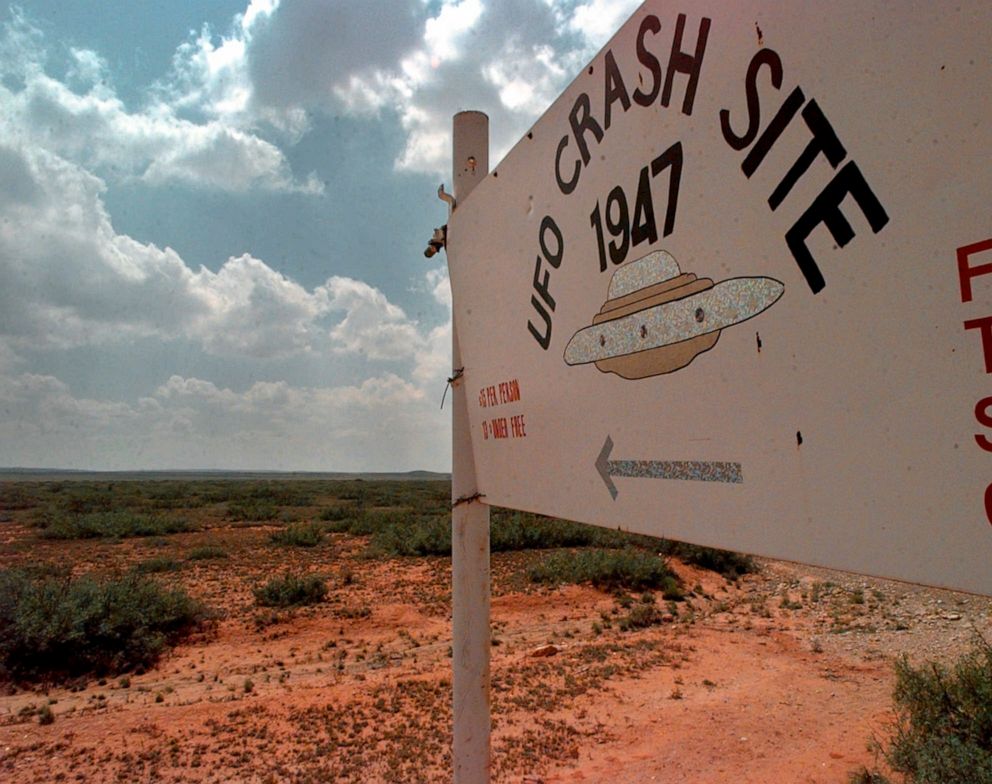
left=449, top=110, right=491, bottom=784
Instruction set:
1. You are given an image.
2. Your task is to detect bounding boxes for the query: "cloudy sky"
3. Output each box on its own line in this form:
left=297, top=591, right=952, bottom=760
left=0, top=0, right=639, bottom=472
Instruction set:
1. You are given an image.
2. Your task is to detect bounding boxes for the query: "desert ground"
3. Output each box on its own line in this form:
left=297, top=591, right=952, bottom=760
left=0, top=479, right=989, bottom=783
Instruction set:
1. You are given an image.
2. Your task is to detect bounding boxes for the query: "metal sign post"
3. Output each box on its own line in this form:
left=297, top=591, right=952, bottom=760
left=448, top=111, right=491, bottom=784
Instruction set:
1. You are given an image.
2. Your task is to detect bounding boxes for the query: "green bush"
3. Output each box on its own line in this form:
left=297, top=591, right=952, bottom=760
left=880, top=641, right=992, bottom=783
left=1, top=484, right=36, bottom=511
left=37, top=703, right=55, bottom=725
left=490, top=512, right=632, bottom=551
left=209, top=482, right=314, bottom=508
left=35, top=511, right=192, bottom=540
left=134, top=556, right=183, bottom=574
left=336, top=482, right=368, bottom=503
left=187, top=546, right=228, bottom=561
left=251, top=484, right=313, bottom=507
left=314, top=500, right=754, bottom=585
left=367, top=514, right=450, bottom=556
left=0, top=569, right=206, bottom=681
left=253, top=574, right=327, bottom=608
left=655, top=540, right=756, bottom=578
left=8, top=562, right=70, bottom=581
left=342, top=509, right=643, bottom=558
left=145, top=483, right=206, bottom=510
left=226, top=501, right=279, bottom=522
left=269, top=522, right=324, bottom=547
left=319, top=505, right=353, bottom=522
left=617, top=601, right=664, bottom=631
left=492, top=511, right=755, bottom=575
left=325, top=509, right=400, bottom=536
left=57, top=487, right=115, bottom=515
left=528, top=548, right=680, bottom=593
left=320, top=509, right=449, bottom=555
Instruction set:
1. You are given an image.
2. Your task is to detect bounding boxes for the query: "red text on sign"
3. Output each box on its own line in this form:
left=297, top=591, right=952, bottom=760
left=957, top=238, right=992, bottom=526
left=481, top=414, right=528, bottom=441
left=478, top=378, right=522, bottom=408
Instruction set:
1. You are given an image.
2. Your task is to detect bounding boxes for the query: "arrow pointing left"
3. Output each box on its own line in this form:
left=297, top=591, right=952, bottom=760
left=596, top=435, right=743, bottom=500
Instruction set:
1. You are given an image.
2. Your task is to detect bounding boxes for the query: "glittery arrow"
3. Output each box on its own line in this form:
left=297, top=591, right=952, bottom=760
left=595, top=435, right=743, bottom=500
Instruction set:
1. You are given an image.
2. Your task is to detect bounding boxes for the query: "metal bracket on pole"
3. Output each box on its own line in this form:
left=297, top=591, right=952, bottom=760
left=452, top=491, right=486, bottom=508
left=440, top=367, right=464, bottom=410
left=425, top=185, right=457, bottom=258
left=448, top=110, right=491, bottom=784
left=438, top=183, right=456, bottom=211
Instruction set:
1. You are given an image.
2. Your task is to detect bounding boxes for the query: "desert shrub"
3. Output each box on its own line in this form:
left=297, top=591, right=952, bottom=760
left=36, top=483, right=150, bottom=516
left=144, top=482, right=209, bottom=510
left=319, top=505, right=353, bottom=522
left=336, top=482, right=368, bottom=503
left=134, top=556, right=183, bottom=574
left=144, top=480, right=207, bottom=507
left=253, top=574, right=327, bottom=607
left=226, top=500, right=279, bottom=522
left=200, top=484, right=236, bottom=504
left=322, top=508, right=422, bottom=539
left=269, top=522, right=324, bottom=547
left=490, top=511, right=653, bottom=551
left=187, top=546, right=228, bottom=561
left=7, top=562, right=70, bottom=580
left=1, top=484, right=36, bottom=511
left=201, top=481, right=313, bottom=507
left=654, top=540, right=756, bottom=578
left=492, top=513, right=593, bottom=550
left=37, top=703, right=54, bottom=725
left=368, top=514, right=450, bottom=556
left=330, top=509, right=397, bottom=536
left=0, top=569, right=205, bottom=681
left=35, top=511, right=192, bottom=540
left=300, top=487, right=754, bottom=582
left=321, top=516, right=359, bottom=534
left=528, top=548, right=680, bottom=593
left=261, top=485, right=314, bottom=507
left=347, top=509, right=642, bottom=558
left=880, top=641, right=992, bottom=783
left=58, top=487, right=115, bottom=515
left=493, top=509, right=754, bottom=574
left=617, top=600, right=664, bottom=631
left=326, top=479, right=446, bottom=510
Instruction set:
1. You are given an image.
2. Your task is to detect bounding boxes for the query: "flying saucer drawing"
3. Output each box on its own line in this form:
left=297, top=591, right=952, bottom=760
left=563, top=250, right=784, bottom=379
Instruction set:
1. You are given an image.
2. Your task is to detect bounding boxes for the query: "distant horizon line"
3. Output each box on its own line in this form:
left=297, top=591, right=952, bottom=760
left=0, top=467, right=452, bottom=480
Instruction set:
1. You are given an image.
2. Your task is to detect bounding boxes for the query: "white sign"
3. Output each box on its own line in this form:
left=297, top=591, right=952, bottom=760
left=446, top=1, right=992, bottom=595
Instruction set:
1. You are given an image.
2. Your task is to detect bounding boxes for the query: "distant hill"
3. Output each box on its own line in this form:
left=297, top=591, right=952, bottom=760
left=0, top=468, right=450, bottom=482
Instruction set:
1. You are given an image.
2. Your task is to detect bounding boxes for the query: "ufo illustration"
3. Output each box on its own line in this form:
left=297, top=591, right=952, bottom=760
left=563, top=250, right=784, bottom=379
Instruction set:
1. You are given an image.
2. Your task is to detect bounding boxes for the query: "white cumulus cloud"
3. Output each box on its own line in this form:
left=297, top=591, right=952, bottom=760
left=0, top=8, right=321, bottom=193
left=324, top=277, right=422, bottom=361
left=569, top=0, right=642, bottom=48
left=160, top=0, right=635, bottom=176
left=0, top=370, right=447, bottom=471
left=0, top=140, right=446, bottom=373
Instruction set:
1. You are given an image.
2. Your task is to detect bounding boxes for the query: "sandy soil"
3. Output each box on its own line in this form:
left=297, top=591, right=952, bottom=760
left=1, top=512, right=990, bottom=783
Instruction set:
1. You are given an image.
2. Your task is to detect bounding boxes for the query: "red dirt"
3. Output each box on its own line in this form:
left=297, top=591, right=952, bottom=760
left=1, top=513, right=990, bottom=782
